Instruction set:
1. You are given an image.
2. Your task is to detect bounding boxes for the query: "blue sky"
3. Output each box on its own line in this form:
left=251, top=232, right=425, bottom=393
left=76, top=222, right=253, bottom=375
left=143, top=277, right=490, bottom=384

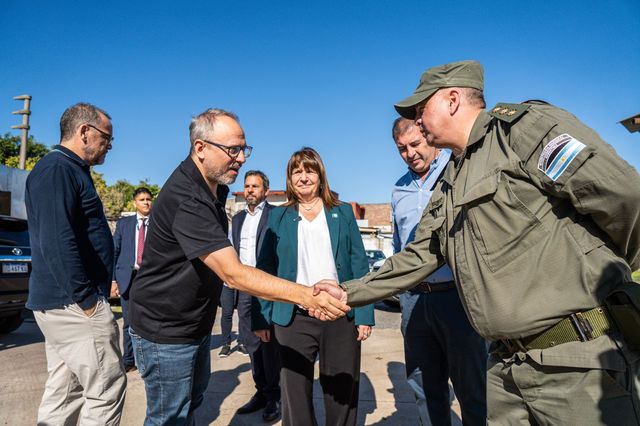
left=1, top=1, right=639, bottom=203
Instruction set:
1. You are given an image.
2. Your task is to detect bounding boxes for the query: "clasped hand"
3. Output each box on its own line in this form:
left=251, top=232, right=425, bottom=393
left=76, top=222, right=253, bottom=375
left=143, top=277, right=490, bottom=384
left=254, top=281, right=352, bottom=342
left=306, top=279, right=349, bottom=321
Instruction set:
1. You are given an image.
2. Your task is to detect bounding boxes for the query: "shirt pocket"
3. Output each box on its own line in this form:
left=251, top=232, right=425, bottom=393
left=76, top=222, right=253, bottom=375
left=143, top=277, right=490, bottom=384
left=457, top=168, right=547, bottom=272
left=426, top=196, right=447, bottom=253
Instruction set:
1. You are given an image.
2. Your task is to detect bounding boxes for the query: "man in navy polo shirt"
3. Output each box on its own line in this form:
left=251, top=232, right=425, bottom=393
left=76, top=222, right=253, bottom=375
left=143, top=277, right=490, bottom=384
left=26, top=103, right=126, bottom=425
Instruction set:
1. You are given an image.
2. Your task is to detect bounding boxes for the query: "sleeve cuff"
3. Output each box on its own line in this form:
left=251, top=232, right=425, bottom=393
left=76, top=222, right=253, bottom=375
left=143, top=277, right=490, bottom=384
left=77, top=293, right=98, bottom=310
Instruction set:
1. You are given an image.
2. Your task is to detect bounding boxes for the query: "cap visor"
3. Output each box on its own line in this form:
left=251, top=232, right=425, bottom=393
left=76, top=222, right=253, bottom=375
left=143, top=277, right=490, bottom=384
left=394, top=91, right=432, bottom=120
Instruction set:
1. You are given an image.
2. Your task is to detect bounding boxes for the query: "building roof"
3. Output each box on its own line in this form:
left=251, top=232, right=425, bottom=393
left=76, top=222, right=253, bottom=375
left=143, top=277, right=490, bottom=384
left=232, top=190, right=286, bottom=196
left=620, top=113, right=640, bottom=133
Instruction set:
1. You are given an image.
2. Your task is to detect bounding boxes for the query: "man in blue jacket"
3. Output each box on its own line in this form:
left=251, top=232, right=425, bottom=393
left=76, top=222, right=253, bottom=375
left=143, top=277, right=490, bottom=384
left=111, top=187, right=153, bottom=372
left=25, top=103, right=126, bottom=425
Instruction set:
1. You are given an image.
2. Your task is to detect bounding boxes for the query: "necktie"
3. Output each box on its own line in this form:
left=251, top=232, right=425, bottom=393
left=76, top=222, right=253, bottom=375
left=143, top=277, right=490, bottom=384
left=137, top=218, right=146, bottom=266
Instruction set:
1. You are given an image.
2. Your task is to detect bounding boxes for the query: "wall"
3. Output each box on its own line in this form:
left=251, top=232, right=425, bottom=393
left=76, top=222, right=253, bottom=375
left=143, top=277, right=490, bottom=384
left=0, top=165, right=29, bottom=219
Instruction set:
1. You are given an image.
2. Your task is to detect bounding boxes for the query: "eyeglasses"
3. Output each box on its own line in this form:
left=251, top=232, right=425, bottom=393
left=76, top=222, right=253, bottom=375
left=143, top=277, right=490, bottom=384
left=200, top=139, right=253, bottom=159
left=86, top=124, right=114, bottom=143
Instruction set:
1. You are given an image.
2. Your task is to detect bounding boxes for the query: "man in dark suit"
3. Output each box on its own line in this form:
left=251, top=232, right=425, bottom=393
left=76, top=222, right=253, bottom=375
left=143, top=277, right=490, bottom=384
left=111, top=187, right=153, bottom=372
left=228, top=170, right=281, bottom=422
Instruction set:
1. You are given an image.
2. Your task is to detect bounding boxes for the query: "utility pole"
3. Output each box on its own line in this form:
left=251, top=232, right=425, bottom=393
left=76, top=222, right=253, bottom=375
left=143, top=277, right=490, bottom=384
left=11, top=95, right=32, bottom=170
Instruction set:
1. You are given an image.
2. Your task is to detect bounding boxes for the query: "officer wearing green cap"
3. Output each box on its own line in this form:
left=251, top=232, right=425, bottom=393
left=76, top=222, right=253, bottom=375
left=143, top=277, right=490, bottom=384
left=313, top=60, right=640, bottom=424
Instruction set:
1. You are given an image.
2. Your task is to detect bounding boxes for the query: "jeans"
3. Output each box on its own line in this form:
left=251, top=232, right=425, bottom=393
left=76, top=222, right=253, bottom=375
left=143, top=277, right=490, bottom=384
left=130, top=328, right=211, bottom=426
left=400, top=289, right=487, bottom=426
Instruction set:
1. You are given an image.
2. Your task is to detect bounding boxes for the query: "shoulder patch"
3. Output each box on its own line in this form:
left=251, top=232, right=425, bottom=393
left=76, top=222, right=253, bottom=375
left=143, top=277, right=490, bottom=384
left=537, top=133, right=586, bottom=181
left=488, top=103, right=530, bottom=123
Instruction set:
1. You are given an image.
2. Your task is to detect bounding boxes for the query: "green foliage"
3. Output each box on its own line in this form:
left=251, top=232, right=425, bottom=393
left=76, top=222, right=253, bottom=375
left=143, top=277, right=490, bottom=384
left=633, top=270, right=640, bottom=283
left=0, top=132, right=50, bottom=171
left=91, top=170, right=162, bottom=219
left=0, top=133, right=161, bottom=218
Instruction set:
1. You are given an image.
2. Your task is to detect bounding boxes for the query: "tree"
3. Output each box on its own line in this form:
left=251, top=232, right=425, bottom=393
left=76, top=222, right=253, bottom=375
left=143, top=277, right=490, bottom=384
left=0, top=132, right=50, bottom=170
left=91, top=170, right=162, bottom=219
left=0, top=134, right=161, bottom=219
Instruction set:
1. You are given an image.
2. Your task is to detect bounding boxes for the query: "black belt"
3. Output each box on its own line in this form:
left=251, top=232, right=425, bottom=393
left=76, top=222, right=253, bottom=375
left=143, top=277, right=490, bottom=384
left=413, top=281, right=456, bottom=293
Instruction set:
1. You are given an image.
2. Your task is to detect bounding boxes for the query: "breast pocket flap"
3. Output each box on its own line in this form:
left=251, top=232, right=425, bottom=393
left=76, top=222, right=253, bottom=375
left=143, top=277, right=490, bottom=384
left=456, top=171, right=499, bottom=207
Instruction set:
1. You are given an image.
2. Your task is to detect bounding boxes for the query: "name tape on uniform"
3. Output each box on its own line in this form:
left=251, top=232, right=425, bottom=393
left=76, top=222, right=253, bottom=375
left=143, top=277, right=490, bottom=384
left=537, top=133, right=586, bottom=181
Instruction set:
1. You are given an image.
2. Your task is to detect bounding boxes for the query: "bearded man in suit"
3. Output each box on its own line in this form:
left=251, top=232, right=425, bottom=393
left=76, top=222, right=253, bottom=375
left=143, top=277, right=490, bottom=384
left=227, top=170, right=281, bottom=422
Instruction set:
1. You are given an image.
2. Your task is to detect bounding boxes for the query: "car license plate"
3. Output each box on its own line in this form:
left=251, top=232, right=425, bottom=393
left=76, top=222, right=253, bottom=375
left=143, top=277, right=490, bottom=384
left=2, top=263, right=28, bottom=274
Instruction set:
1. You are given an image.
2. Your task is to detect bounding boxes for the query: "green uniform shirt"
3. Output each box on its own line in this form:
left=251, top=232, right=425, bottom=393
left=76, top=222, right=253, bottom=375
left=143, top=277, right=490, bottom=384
left=343, top=101, right=640, bottom=370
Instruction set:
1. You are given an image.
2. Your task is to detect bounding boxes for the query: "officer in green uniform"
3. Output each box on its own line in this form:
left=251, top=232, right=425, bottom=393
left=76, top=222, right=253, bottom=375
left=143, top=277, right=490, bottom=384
left=315, top=60, right=640, bottom=424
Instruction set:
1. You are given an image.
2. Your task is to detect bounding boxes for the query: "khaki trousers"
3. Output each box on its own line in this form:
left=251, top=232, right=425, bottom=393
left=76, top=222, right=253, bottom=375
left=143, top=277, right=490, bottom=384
left=34, top=297, right=126, bottom=426
left=487, top=355, right=640, bottom=425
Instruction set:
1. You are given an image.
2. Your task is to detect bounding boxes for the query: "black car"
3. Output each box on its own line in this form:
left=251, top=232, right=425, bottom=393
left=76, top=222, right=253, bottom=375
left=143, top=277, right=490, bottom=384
left=0, top=216, right=31, bottom=334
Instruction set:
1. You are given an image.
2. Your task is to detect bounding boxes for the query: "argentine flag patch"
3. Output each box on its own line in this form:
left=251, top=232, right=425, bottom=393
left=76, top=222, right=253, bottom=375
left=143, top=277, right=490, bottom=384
left=537, top=134, right=586, bottom=181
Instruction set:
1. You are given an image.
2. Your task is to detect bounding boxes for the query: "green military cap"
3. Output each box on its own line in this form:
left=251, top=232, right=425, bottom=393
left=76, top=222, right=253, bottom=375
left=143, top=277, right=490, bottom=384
left=394, top=60, right=485, bottom=120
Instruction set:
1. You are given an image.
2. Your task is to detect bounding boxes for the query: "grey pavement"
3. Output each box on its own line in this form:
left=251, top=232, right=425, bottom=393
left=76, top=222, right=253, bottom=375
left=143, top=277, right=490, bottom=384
left=0, top=302, right=462, bottom=425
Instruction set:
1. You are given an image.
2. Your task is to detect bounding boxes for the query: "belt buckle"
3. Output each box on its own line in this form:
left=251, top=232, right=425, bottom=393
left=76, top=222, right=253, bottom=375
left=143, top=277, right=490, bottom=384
left=502, top=338, right=527, bottom=354
left=569, top=312, right=594, bottom=342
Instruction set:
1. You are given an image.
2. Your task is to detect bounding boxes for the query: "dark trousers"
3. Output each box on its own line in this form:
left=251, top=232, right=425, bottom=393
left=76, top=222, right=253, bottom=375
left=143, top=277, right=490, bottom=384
left=275, top=313, right=360, bottom=426
left=120, top=292, right=134, bottom=367
left=400, top=289, right=487, bottom=426
left=220, top=285, right=252, bottom=346
left=249, top=332, right=281, bottom=403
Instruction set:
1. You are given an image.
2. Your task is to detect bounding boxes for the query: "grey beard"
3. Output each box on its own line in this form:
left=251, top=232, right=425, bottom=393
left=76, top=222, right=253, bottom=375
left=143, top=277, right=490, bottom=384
left=207, top=168, right=236, bottom=186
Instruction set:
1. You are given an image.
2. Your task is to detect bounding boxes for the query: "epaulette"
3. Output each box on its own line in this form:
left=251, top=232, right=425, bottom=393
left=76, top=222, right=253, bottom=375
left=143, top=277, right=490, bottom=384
left=488, top=103, right=530, bottom=123
left=522, top=99, right=550, bottom=105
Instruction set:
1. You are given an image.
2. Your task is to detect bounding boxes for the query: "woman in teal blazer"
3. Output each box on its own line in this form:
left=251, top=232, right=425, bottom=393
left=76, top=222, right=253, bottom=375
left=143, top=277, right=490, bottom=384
left=253, top=147, right=374, bottom=426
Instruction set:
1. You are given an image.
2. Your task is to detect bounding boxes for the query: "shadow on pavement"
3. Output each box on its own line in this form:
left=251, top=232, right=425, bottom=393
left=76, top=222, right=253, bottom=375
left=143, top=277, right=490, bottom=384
left=367, top=360, right=413, bottom=425
left=195, top=362, right=251, bottom=425
left=0, top=311, right=44, bottom=350
left=358, top=372, right=377, bottom=422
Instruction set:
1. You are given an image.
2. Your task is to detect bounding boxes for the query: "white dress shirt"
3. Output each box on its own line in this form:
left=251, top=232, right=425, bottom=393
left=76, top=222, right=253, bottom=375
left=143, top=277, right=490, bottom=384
left=296, top=211, right=338, bottom=288
left=238, top=201, right=265, bottom=267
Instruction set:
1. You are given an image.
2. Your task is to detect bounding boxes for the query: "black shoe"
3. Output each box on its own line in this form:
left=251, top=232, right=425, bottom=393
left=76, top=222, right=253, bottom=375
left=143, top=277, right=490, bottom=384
left=237, top=344, right=249, bottom=356
left=236, top=393, right=266, bottom=414
left=219, top=344, right=231, bottom=358
left=262, top=400, right=280, bottom=422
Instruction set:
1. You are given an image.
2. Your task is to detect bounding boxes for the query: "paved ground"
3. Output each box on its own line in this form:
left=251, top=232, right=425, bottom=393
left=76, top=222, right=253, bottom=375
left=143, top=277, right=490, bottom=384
left=0, top=302, right=462, bottom=425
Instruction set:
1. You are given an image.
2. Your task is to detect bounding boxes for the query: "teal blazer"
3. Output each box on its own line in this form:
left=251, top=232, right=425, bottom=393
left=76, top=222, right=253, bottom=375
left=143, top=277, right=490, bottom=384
left=253, top=203, right=374, bottom=328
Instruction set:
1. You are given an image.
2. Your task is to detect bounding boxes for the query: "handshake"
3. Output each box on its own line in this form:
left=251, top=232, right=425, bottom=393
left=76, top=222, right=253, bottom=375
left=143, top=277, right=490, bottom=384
left=304, top=279, right=350, bottom=321
left=254, top=280, right=350, bottom=343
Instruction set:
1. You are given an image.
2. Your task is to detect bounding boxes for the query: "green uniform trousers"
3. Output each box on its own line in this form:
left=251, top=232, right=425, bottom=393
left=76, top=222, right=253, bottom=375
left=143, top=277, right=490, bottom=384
left=487, top=349, right=640, bottom=425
